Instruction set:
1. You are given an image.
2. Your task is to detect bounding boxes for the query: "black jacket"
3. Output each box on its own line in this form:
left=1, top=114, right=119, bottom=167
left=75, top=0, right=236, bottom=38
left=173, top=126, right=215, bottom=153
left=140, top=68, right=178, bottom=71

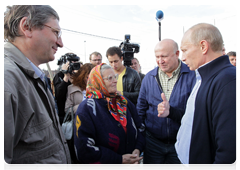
left=122, top=67, right=141, bottom=105
left=189, top=55, right=236, bottom=163
left=139, top=72, right=145, bottom=82
left=53, top=71, right=71, bottom=124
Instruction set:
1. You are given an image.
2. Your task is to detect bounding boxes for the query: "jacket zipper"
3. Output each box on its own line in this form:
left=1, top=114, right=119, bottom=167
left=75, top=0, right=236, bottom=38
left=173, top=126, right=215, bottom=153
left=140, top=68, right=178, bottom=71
left=155, top=73, right=182, bottom=144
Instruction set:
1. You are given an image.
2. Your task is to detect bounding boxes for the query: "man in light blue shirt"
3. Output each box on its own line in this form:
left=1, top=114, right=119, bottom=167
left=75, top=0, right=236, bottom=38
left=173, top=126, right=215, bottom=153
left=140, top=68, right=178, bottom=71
left=174, top=69, right=201, bottom=164
left=159, top=23, right=236, bottom=164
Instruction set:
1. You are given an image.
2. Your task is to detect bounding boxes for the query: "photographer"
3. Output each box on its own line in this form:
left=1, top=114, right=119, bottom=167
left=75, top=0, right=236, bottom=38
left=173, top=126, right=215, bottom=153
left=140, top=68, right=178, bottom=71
left=53, top=52, right=80, bottom=125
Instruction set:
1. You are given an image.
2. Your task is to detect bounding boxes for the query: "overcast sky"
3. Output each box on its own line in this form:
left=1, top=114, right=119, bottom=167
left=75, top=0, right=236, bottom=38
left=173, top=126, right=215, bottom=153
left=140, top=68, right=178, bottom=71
left=2, top=4, right=238, bottom=74
left=36, top=4, right=237, bottom=74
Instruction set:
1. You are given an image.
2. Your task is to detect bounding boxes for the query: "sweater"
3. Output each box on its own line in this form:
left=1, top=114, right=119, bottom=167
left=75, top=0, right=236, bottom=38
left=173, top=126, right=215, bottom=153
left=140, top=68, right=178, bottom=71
left=74, top=98, right=145, bottom=164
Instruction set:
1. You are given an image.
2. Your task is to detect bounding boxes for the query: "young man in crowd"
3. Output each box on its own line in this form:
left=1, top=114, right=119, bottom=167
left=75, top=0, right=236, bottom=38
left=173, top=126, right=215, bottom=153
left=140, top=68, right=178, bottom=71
left=106, top=46, right=141, bottom=105
left=227, top=51, right=236, bottom=66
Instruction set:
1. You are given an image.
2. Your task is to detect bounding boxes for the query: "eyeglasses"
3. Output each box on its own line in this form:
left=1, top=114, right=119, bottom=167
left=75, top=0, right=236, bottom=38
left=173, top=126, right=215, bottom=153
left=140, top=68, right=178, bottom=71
left=43, top=24, right=62, bottom=38
left=91, top=59, right=102, bottom=62
left=103, top=74, right=118, bottom=82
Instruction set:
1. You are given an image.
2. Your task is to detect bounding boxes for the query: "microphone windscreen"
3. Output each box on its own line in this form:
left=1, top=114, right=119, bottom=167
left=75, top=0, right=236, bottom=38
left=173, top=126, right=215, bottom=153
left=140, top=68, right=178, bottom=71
left=156, top=10, right=164, bottom=20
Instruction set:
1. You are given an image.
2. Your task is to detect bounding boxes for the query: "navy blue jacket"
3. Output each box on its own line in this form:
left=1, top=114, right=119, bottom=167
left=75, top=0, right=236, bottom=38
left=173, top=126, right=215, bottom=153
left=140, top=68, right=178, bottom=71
left=74, top=98, right=145, bottom=164
left=189, top=55, right=236, bottom=164
left=137, top=62, right=196, bottom=142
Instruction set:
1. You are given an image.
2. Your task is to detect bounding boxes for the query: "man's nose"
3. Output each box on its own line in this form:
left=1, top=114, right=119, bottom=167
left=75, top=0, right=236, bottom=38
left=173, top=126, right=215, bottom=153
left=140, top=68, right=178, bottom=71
left=57, top=36, right=63, bottom=48
left=158, top=57, right=164, bottom=64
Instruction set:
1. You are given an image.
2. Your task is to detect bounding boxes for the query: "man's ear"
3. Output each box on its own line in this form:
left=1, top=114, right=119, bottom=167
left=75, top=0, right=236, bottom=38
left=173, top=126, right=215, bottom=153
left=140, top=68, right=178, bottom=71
left=200, top=40, right=209, bottom=55
left=120, top=56, right=124, bottom=61
left=176, top=50, right=180, bottom=57
left=19, top=17, right=32, bottom=38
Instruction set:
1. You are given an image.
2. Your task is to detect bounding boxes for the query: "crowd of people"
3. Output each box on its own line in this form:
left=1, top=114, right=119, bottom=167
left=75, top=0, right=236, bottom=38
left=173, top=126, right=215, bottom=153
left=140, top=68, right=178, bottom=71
left=4, top=5, right=236, bottom=164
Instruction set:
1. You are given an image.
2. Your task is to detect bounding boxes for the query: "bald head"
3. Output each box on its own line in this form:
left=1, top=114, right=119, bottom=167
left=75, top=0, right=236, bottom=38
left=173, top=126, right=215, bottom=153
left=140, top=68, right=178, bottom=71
left=155, top=39, right=178, bottom=53
left=154, top=39, right=180, bottom=77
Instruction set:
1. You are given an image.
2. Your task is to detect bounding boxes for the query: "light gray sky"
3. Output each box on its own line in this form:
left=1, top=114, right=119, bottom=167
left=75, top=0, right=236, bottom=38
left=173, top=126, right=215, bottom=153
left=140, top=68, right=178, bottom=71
left=37, top=5, right=237, bottom=74
left=2, top=4, right=238, bottom=74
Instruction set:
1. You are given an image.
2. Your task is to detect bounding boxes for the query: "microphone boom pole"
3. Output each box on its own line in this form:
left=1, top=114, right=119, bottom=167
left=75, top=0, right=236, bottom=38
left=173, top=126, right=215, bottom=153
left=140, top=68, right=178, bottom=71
left=159, top=22, right=161, bottom=41
left=156, top=10, right=164, bottom=41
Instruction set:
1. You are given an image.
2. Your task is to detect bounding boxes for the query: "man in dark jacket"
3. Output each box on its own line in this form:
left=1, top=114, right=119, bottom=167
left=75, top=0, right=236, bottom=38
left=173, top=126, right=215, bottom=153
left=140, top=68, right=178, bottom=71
left=137, top=39, right=196, bottom=164
left=53, top=62, right=72, bottom=125
left=173, top=23, right=236, bottom=164
left=106, top=46, right=141, bottom=105
left=131, top=58, right=145, bottom=82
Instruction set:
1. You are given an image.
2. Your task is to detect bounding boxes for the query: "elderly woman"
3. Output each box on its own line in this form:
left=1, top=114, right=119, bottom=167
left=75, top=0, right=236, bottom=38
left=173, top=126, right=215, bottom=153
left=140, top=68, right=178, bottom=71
left=74, top=63, right=145, bottom=164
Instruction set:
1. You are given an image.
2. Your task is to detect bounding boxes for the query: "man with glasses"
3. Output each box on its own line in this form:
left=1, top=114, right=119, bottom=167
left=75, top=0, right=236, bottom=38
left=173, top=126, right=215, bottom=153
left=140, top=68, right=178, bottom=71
left=106, top=46, right=141, bottom=106
left=89, top=51, right=102, bottom=66
left=4, top=5, right=71, bottom=163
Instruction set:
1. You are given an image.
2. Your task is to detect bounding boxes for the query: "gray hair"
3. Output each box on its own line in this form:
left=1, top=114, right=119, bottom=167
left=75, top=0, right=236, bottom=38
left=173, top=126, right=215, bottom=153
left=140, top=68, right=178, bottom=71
left=4, top=5, right=59, bottom=42
left=100, top=64, right=113, bottom=78
left=186, top=23, right=223, bottom=52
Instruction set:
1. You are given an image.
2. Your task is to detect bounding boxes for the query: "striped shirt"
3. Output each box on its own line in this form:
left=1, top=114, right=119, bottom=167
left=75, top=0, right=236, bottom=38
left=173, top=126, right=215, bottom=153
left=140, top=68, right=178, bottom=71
left=158, top=59, right=181, bottom=101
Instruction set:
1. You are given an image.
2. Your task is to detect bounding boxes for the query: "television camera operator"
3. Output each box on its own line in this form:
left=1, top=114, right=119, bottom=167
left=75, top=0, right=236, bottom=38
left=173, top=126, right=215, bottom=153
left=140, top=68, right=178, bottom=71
left=106, top=35, right=141, bottom=106
left=53, top=52, right=81, bottom=124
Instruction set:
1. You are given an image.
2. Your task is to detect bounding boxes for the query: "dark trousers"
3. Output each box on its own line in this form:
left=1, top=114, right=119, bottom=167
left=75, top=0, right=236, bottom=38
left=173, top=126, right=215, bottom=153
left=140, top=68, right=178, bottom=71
left=143, top=131, right=180, bottom=164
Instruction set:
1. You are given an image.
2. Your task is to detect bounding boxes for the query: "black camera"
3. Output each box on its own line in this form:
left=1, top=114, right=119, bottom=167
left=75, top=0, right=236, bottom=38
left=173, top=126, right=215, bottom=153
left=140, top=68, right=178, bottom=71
left=119, top=34, right=140, bottom=67
left=57, top=53, right=80, bottom=74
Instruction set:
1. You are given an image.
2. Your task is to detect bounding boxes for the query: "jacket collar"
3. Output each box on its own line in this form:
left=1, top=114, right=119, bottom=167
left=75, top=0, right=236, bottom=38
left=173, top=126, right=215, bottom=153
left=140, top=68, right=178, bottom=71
left=4, top=42, right=39, bottom=80
left=198, top=55, right=233, bottom=81
left=150, top=61, right=191, bottom=76
left=68, top=84, right=83, bottom=94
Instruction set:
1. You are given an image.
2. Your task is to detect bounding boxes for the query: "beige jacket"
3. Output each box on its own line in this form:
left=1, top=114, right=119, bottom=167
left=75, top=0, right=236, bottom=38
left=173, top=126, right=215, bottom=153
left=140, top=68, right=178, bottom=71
left=65, top=84, right=84, bottom=114
left=4, top=42, right=71, bottom=164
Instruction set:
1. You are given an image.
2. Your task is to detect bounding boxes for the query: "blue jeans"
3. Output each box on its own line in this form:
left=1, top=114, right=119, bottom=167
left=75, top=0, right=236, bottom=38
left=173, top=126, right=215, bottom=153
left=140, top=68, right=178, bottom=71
left=143, top=131, right=180, bottom=164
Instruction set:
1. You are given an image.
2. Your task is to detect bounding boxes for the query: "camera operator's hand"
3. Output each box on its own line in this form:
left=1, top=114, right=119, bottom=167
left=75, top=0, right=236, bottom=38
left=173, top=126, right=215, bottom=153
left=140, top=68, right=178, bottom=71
left=62, top=62, right=71, bottom=83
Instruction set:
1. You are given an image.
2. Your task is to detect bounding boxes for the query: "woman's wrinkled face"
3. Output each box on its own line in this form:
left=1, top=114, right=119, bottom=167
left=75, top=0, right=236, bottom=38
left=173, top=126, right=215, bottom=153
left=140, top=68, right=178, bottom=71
left=102, top=68, right=117, bottom=94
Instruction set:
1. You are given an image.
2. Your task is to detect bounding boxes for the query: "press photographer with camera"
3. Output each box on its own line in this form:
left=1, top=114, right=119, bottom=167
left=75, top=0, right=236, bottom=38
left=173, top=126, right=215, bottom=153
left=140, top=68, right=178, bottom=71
left=53, top=52, right=81, bottom=124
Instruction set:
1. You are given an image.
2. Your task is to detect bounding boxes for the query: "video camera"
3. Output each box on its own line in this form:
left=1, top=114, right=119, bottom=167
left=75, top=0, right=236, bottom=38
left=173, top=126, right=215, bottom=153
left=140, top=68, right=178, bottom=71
left=119, top=34, right=140, bottom=67
left=57, top=53, right=80, bottom=74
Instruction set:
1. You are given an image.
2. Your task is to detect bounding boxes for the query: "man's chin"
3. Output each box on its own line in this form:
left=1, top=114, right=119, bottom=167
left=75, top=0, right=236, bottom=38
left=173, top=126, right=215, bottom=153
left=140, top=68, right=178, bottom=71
left=49, top=56, right=55, bottom=62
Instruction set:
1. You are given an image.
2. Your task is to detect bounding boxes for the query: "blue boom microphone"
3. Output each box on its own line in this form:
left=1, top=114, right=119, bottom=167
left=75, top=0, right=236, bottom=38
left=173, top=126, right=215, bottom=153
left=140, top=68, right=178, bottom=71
left=156, top=10, right=164, bottom=41
left=156, top=10, right=164, bottom=22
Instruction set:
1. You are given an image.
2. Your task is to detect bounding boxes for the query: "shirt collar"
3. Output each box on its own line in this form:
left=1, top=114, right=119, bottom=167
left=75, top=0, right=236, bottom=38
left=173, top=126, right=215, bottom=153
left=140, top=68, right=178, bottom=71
left=26, top=58, right=45, bottom=82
